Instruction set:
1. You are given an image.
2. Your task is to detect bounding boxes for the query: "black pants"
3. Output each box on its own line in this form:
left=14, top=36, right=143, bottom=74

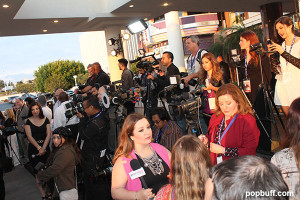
left=124, top=102, right=135, bottom=115
left=0, top=170, right=4, bottom=200
left=254, top=88, right=272, bottom=152
left=83, top=170, right=111, bottom=200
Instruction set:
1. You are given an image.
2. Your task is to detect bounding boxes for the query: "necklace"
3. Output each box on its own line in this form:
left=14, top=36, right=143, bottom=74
left=135, top=147, right=164, bottom=176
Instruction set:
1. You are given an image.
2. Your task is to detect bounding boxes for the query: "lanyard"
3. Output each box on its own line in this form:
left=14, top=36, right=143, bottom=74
left=85, top=110, right=103, bottom=126
left=155, top=121, right=169, bottom=143
left=190, top=49, right=201, bottom=70
left=244, top=54, right=248, bottom=78
left=218, top=114, right=239, bottom=145
left=285, top=35, right=296, bottom=66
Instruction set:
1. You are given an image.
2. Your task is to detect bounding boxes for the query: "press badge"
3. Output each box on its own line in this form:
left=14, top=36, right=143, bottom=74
left=129, top=167, right=146, bottom=180
left=208, top=97, right=216, bottom=110
left=217, top=155, right=223, bottom=164
left=243, top=79, right=251, bottom=93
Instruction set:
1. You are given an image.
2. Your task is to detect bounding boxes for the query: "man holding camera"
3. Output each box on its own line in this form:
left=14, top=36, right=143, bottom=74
left=183, top=36, right=208, bottom=89
left=80, top=62, right=110, bottom=94
left=118, top=58, right=135, bottom=114
left=148, top=51, right=180, bottom=87
left=77, top=95, right=111, bottom=200
left=53, top=92, right=79, bottom=140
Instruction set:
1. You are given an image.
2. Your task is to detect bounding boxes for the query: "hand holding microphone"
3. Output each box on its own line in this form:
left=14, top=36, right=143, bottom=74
left=130, top=159, right=155, bottom=200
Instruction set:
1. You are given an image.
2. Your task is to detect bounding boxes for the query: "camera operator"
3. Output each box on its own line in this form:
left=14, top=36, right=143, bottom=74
left=53, top=92, right=79, bottom=140
left=118, top=58, right=135, bottom=114
left=182, top=36, right=208, bottom=89
left=76, top=95, right=111, bottom=200
left=15, top=98, right=29, bottom=163
left=79, top=62, right=110, bottom=94
left=97, top=86, right=118, bottom=152
left=135, top=61, right=159, bottom=115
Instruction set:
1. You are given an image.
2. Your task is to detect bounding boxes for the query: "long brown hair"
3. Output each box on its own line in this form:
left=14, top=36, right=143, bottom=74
left=113, top=113, right=148, bottom=163
left=240, top=30, right=259, bottom=66
left=199, top=52, right=223, bottom=84
left=274, top=16, right=294, bottom=42
left=215, top=83, right=252, bottom=116
left=170, top=135, right=212, bottom=199
left=281, top=98, right=300, bottom=170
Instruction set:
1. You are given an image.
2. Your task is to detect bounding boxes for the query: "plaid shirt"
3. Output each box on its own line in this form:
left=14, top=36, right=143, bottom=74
left=153, top=120, right=184, bottom=151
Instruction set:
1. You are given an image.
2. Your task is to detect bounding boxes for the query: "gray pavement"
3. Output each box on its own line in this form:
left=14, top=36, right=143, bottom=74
left=0, top=102, right=13, bottom=112
left=4, top=165, right=41, bottom=200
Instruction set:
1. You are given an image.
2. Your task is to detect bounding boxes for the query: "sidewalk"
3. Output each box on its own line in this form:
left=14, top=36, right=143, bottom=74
left=4, top=165, right=41, bottom=200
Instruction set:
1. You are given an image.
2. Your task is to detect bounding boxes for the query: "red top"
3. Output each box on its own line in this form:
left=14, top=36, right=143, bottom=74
left=207, top=113, right=260, bottom=165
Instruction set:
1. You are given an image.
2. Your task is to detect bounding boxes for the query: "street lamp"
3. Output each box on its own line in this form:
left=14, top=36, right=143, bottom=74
left=73, top=75, right=77, bottom=86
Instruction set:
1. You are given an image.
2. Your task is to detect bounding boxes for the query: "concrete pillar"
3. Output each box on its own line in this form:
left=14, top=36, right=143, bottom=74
left=121, top=30, right=130, bottom=63
left=104, top=26, right=123, bottom=82
left=260, top=2, right=283, bottom=46
left=164, top=11, right=185, bottom=72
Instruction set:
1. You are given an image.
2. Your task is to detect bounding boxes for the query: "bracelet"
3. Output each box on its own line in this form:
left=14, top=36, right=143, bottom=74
left=134, top=191, right=137, bottom=200
left=37, top=146, right=42, bottom=151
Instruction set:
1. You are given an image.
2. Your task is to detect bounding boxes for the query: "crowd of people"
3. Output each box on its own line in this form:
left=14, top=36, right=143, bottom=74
left=0, top=15, right=300, bottom=200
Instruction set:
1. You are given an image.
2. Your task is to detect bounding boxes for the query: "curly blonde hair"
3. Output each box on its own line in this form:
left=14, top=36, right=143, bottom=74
left=170, top=135, right=212, bottom=199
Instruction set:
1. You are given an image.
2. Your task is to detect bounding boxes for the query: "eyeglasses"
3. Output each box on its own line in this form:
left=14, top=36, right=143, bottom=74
left=83, top=105, right=90, bottom=110
left=153, top=120, right=161, bottom=124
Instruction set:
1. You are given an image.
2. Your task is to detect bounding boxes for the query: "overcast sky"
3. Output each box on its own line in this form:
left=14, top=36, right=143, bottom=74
left=0, top=32, right=82, bottom=83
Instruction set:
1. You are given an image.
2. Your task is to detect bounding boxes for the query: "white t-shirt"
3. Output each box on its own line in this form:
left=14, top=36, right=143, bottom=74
left=53, top=101, right=79, bottom=130
left=42, top=106, right=53, bottom=124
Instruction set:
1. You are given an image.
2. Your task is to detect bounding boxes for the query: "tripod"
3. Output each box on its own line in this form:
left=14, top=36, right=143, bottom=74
left=235, top=49, right=285, bottom=151
left=1, top=135, right=22, bottom=166
left=256, top=49, right=285, bottom=138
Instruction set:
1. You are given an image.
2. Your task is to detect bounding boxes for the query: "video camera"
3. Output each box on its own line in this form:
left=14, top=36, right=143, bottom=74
left=100, top=82, right=141, bottom=109
left=64, top=94, right=85, bottom=119
left=130, top=52, right=160, bottom=74
left=160, top=75, right=203, bottom=116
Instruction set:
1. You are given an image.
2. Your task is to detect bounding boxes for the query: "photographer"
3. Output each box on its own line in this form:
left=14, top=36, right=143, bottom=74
left=37, top=127, right=81, bottom=200
left=148, top=51, right=180, bottom=89
left=80, top=62, right=110, bottom=94
left=118, top=58, right=135, bottom=114
left=136, top=61, right=159, bottom=115
left=76, top=95, right=111, bottom=200
left=53, top=92, right=79, bottom=140
left=98, top=86, right=119, bottom=152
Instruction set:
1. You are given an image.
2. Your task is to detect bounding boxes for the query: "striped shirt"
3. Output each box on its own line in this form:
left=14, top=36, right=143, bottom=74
left=153, top=120, right=184, bottom=151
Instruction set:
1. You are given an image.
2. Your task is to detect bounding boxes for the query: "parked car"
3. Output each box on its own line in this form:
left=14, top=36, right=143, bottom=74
left=20, top=93, right=38, bottom=101
left=8, top=96, right=20, bottom=104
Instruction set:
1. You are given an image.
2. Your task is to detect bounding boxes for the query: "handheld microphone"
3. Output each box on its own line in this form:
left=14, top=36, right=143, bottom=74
left=130, top=159, right=148, bottom=189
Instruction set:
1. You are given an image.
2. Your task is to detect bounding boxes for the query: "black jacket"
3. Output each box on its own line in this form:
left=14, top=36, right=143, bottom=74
left=89, top=70, right=110, bottom=87
left=78, top=111, right=109, bottom=171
